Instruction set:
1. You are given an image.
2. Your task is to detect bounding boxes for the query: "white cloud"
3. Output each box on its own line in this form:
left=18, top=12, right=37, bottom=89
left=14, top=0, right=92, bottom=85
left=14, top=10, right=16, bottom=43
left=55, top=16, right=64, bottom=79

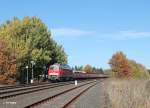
left=101, top=31, right=150, bottom=40
left=51, top=28, right=93, bottom=37
left=51, top=27, right=150, bottom=40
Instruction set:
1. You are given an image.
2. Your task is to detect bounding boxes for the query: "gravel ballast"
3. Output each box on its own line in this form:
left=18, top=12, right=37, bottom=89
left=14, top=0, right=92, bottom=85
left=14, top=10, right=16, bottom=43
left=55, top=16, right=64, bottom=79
left=68, top=79, right=106, bottom=108
left=0, top=80, right=95, bottom=108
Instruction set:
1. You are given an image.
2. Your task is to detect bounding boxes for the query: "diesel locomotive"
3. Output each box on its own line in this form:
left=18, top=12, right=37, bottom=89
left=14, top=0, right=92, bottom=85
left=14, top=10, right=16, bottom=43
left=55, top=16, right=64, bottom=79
left=48, top=63, right=101, bottom=81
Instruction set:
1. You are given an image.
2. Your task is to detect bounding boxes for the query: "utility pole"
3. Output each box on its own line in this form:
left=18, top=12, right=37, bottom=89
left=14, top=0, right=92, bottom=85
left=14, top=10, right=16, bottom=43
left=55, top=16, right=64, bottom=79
left=31, top=61, right=35, bottom=83
left=26, top=66, right=29, bottom=84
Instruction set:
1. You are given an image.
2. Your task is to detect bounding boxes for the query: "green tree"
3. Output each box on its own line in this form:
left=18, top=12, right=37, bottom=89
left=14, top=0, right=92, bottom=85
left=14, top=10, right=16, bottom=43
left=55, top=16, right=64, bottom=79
left=97, top=68, right=104, bottom=74
left=50, top=43, right=67, bottom=64
left=129, top=60, right=150, bottom=78
left=0, top=16, right=67, bottom=83
left=148, top=70, right=150, bottom=74
left=92, top=67, right=104, bottom=74
left=74, top=65, right=83, bottom=71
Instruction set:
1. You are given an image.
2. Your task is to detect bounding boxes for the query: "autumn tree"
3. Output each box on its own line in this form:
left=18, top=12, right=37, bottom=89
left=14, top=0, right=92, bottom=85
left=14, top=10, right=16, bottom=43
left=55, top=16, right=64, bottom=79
left=84, top=64, right=93, bottom=73
left=0, top=41, right=17, bottom=84
left=0, top=17, right=67, bottom=83
left=109, top=51, right=132, bottom=78
left=129, top=60, right=150, bottom=79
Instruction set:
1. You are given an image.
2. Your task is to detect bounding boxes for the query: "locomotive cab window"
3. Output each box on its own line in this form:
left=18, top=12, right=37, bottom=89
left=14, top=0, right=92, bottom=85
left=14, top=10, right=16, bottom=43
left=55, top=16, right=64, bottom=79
left=49, top=65, right=59, bottom=70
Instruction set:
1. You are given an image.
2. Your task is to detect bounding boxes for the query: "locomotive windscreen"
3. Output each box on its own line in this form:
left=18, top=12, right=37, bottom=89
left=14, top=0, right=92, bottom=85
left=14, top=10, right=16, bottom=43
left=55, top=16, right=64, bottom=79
left=49, top=65, right=59, bottom=70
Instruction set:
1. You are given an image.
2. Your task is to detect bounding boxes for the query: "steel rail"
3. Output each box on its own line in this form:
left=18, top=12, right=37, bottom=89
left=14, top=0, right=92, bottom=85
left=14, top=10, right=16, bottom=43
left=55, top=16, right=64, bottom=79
left=62, top=83, right=97, bottom=108
left=24, top=80, right=97, bottom=108
left=0, top=82, right=50, bottom=90
left=0, top=80, right=91, bottom=99
left=0, top=82, right=75, bottom=99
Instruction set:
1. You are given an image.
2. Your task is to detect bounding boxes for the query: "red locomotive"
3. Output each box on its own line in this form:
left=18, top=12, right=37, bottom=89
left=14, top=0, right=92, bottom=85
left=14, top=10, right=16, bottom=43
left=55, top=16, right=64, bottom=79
left=48, top=63, right=102, bottom=81
left=48, top=63, right=73, bottom=81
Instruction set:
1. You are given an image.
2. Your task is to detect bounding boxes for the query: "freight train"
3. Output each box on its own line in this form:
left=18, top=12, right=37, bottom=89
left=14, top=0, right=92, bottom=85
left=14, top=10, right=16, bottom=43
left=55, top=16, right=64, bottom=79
left=48, top=63, right=101, bottom=81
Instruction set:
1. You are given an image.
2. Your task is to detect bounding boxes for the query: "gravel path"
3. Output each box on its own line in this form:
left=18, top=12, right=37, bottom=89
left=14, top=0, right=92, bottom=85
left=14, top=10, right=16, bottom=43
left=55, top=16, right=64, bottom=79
left=68, top=79, right=106, bottom=108
left=0, top=80, right=94, bottom=108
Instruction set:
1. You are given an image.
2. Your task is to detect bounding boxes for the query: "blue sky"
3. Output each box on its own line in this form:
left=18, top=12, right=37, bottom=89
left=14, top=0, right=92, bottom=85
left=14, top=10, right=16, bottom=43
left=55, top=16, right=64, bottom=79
left=0, top=0, right=150, bottom=69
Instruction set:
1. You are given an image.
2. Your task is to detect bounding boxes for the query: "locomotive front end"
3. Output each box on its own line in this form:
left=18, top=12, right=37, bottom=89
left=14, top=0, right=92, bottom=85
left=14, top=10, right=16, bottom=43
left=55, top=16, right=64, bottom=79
left=48, top=64, right=61, bottom=81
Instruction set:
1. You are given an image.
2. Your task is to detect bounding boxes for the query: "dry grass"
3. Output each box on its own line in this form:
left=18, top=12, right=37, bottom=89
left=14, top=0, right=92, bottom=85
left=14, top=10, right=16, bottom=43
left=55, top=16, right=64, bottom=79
left=106, top=79, right=150, bottom=108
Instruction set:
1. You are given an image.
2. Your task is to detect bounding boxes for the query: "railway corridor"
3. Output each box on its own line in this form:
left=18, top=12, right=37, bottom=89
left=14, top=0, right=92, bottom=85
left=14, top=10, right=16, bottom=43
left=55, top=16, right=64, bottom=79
left=0, top=79, right=107, bottom=108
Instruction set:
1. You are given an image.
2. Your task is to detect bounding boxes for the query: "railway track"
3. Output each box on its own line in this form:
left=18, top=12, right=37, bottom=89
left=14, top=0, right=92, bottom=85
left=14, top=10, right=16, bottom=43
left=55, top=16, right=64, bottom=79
left=62, top=83, right=96, bottom=108
left=0, top=80, right=91, bottom=99
left=0, top=82, right=50, bottom=90
left=0, top=83, right=54, bottom=94
left=24, top=80, right=97, bottom=108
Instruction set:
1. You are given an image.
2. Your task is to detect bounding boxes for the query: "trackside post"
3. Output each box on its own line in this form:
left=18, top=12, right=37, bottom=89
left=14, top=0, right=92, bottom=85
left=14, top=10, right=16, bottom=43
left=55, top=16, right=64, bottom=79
left=75, top=80, right=78, bottom=86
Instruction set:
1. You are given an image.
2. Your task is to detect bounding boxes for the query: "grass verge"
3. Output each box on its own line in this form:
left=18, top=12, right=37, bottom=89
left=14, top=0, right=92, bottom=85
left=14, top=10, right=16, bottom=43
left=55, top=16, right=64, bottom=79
left=106, top=79, right=150, bottom=108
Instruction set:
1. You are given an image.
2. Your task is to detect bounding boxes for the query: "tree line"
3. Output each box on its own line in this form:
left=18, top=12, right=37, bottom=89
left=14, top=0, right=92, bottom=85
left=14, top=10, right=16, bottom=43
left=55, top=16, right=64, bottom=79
left=0, top=17, right=67, bottom=84
left=73, top=64, right=104, bottom=74
left=109, top=51, right=150, bottom=79
left=0, top=17, right=149, bottom=84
